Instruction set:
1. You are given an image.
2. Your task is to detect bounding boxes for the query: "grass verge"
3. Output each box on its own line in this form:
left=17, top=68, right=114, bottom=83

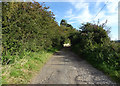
left=87, top=59, right=120, bottom=84
left=71, top=47, right=120, bottom=84
left=2, top=48, right=59, bottom=84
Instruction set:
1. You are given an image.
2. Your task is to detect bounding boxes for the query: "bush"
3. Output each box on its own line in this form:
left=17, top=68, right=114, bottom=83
left=70, top=22, right=120, bottom=82
left=2, top=2, right=67, bottom=65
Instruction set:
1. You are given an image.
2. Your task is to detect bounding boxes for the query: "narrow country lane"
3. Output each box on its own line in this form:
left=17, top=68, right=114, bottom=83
left=30, top=48, right=116, bottom=84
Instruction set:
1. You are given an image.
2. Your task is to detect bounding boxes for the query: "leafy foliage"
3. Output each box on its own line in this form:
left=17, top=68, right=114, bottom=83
left=70, top=22, right=120, bottom=82
left=2, top=2, right=74, bottom=65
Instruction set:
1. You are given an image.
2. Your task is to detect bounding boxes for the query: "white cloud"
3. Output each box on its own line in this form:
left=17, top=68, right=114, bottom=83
left=106, top=1, right=118, bottom=14
left=92, top=6, right=118, bottom=40
left=65, top=2, right=92, bottom=25
left=64, top=1, right=118, bottom=40
left=93, top=2, right=118, bottom=27
left=95, top=2, right=101, bottom=7
left=71, top=2, right=89, bottom=11
left=110, top=33, right=118, bottom=40
left=65, top=9, right=74, bottom=18
left=68, top=21, right=77, bottom=24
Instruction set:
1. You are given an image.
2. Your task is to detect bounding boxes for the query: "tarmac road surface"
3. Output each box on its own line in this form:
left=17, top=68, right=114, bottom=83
left=30, top=48, right=116, bottom=85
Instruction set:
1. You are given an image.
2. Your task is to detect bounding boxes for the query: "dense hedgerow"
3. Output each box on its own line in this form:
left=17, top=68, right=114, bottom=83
left=2, top=2, right=76, bottom=65
left=70, top=22, right=120, bottom=82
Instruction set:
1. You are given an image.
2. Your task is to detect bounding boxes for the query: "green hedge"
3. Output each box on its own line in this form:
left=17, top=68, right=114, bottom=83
left=2, top=2, right=67, bottom=65
left=70, top=22, right=120, bottom=82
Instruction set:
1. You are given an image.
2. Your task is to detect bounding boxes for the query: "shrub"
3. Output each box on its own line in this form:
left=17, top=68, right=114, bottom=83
left=2, top=2, right=68, bottom=64
left=70, top=22, right=120, bottom=82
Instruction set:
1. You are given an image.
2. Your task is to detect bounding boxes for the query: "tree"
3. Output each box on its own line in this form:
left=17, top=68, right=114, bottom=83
left=60, top=19, right=67, bottom=26
left=79, top=22, right=110, bottom=44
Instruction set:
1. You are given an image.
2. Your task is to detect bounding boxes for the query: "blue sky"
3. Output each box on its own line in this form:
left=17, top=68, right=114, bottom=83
left=42, top=0, right=118, bottom=40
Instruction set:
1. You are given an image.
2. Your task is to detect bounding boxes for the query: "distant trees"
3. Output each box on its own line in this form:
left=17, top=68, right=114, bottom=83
left=60, top=19, right=77, bottom=44
left=60, top=19, right=73, bottom=29
left=60, top=19, right=67, bottom=26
